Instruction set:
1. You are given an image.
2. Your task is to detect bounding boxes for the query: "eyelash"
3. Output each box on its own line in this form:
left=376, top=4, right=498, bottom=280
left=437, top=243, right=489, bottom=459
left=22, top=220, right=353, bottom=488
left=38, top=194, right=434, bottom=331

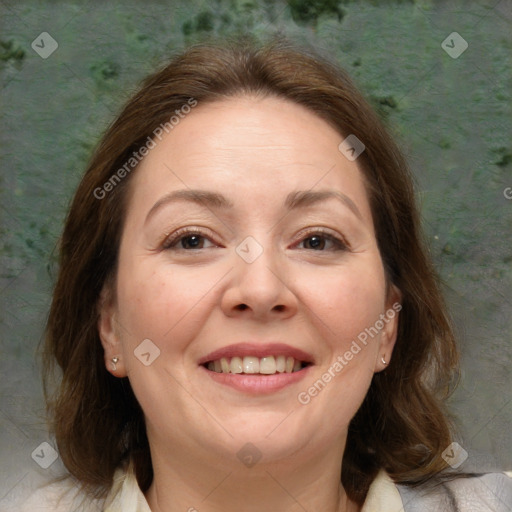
left=162, top=227, right=218, bottom=250
left=162, top=227, right=349, bottom=252
left=295, top=229, right=349, bottom=251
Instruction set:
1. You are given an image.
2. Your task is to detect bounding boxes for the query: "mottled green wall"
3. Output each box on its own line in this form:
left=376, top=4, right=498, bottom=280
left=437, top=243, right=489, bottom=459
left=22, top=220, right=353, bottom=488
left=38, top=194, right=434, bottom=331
left=1, top=0, right=511, bottom=501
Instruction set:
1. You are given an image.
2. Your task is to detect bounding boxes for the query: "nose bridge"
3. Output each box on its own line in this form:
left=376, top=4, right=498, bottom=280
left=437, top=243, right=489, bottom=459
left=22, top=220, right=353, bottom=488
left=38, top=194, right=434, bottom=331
left=225, top=233, right=295, bottom=317
left=235, top=234, right=283, bottom=291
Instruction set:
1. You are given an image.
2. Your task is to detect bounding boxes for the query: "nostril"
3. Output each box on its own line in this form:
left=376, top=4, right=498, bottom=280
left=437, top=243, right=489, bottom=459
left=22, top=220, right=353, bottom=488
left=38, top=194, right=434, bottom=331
left=273, top=305, right=285, bottom=312
left=236, top=304, right=248, bottom=311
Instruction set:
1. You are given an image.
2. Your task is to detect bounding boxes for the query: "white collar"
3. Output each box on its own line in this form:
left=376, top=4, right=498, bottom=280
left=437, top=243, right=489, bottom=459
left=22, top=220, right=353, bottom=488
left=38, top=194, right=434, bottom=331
left=361, top=469, right=405, bottom=511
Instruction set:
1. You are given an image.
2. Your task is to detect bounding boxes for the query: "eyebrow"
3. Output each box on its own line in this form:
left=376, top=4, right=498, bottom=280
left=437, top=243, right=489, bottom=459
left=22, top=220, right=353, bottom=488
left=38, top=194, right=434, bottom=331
left=145, top=189, right=234, bottom=225
left=284, top=190, right=363, bottom=220
left=145, top=188, right=363, bottom=224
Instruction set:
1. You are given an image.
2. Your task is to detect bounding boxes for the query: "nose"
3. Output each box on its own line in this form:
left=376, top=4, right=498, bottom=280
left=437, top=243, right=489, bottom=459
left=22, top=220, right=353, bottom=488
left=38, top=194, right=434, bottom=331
left=220, top=240, right=298, bottom=321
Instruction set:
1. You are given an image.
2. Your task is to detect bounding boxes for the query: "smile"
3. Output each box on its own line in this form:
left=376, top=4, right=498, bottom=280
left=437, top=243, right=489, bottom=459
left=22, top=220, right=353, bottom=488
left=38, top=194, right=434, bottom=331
left=203, top=355, right=310, bottom=375
left=198, top=342, right=314, bottom=393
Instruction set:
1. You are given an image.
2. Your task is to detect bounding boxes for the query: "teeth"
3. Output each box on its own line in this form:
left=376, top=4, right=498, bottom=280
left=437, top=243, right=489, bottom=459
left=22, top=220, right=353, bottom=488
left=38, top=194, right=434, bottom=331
left=220, top=357, right=230, bottom=373
left=206, top=355, right=306, bottom=375
left=243, top=356, right=259, bottom=374
left=259, top=356, right=276, bottom=374
left=230, top=356, right=243, bottom=374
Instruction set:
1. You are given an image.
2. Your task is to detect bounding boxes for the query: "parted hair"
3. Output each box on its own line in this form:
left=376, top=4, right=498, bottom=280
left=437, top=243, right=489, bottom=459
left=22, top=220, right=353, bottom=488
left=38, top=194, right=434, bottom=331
left=43, top=36, right=460, bottom=505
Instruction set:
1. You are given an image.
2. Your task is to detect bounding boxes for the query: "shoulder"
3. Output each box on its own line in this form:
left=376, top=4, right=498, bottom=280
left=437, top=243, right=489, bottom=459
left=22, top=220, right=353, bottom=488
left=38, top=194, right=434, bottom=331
left=0, top=476, right=104, bottom=512
left=0, top=462, right=147, bottom=512
left=395, top=471, right=512, bottom=512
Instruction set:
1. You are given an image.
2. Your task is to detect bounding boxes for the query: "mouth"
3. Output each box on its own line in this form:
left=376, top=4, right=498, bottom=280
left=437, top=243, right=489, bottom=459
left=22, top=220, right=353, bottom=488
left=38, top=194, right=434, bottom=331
left=202, top=355, right=312, bottom=375
left=198, top=342, right=314, bottom=394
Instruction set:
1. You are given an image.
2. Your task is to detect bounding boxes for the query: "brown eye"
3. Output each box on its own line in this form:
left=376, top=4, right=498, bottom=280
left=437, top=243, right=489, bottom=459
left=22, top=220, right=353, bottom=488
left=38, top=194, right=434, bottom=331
left=177, top=234, right=206, bottom=249
left=297, top=232, right=347, bottom=251
left=163, top=229, right=216, bottom=250
left=303, top=235, right=326, bottom=250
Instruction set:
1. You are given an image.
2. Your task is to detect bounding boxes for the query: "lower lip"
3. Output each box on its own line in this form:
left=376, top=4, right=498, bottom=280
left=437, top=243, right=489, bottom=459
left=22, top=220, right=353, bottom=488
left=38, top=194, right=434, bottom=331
left=200, top=365, right=312, bottom=394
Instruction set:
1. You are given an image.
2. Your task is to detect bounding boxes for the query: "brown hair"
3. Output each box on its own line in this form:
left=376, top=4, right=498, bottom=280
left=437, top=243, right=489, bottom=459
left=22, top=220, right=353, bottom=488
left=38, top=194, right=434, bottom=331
left=43, top=36, right=460, bottom=504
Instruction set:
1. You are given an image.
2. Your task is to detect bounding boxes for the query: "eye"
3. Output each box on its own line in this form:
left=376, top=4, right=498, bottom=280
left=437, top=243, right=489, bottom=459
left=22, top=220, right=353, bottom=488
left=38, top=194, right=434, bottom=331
left=295, top=230, right=348, bottom=251
left=163, top=228, right=216, bottom=250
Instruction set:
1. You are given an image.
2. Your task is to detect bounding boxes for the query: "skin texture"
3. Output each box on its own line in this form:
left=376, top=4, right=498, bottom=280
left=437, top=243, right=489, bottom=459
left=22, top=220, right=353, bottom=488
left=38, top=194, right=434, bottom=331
left=98, top=95, right=401, bottom=512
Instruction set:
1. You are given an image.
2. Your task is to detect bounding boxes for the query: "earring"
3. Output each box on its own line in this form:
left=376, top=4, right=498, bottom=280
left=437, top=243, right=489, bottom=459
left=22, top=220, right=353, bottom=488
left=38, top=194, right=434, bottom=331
left=381, top=356, right=388, bottom=365
left=111, top=357, right=119, bottom=371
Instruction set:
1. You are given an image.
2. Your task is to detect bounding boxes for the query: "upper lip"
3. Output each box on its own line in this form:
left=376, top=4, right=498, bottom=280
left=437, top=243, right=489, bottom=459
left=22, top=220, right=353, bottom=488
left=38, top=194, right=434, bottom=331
left=198, top=342, right=315, bottom=365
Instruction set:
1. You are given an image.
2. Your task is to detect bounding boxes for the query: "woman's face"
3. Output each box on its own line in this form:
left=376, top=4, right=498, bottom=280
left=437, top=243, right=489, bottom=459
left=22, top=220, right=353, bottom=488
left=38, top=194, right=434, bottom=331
left=99, top=95, right=400, bottom=468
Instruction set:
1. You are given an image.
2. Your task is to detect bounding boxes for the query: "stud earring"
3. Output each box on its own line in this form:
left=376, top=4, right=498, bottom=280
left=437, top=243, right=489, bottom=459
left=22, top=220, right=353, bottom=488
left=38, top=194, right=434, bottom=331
left=381, top=356, right=388, bottom=365
left=111, top=357, right=119, bottom=371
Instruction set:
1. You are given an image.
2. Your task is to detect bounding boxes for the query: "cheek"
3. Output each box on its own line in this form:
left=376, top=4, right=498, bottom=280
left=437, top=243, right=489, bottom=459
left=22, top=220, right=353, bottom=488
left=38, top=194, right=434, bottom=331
left=298, top=257, right=387, bottom=349
left=113, top=262, right=223, bottom=418
left=292, top=258, right=387, bottom=422
left=114, top=260, right=221, bottom=360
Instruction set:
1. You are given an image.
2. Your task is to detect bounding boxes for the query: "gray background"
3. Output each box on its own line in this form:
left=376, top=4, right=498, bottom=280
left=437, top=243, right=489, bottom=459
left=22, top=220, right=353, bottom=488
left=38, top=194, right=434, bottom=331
left=1, top=0, right=511, bottom=504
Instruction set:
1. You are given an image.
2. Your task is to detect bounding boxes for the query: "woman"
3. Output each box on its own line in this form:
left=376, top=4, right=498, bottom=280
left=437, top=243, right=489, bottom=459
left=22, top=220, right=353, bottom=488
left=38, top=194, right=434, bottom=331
left=16, top=38, right=512, bottom=511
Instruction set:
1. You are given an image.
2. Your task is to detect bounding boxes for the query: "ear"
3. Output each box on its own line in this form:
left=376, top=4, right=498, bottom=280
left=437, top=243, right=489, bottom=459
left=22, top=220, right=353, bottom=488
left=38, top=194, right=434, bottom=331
left=374, top=283, right=402, bottom=373
left=98, top=284, right=127, bottom=378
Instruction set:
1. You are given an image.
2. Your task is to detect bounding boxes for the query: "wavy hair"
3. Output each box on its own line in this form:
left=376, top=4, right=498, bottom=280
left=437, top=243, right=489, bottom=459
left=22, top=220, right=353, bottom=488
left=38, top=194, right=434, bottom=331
left=43, top=37, right=460, bottom=505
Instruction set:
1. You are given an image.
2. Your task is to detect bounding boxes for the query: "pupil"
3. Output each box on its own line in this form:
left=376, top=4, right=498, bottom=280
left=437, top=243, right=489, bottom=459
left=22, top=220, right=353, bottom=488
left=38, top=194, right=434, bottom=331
left=184, top=235, right=201, bottom=248
left=309, top=236, right=323, bottom=249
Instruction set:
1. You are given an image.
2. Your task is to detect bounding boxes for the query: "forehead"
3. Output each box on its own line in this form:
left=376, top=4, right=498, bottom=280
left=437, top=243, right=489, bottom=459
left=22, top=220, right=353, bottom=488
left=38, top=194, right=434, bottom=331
left=127, top=95, right=373, bottom=223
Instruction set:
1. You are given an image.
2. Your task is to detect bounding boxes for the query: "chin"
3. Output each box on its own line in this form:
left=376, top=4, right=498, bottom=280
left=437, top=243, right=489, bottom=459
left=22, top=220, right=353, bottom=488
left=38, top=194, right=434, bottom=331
left=221, top=416, right=319, bottom=461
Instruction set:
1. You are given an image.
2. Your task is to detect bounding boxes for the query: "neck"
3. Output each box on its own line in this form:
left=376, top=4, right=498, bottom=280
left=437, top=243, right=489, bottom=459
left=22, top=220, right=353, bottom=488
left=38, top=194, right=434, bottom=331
left=144, top=437, right=358, bottom=512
